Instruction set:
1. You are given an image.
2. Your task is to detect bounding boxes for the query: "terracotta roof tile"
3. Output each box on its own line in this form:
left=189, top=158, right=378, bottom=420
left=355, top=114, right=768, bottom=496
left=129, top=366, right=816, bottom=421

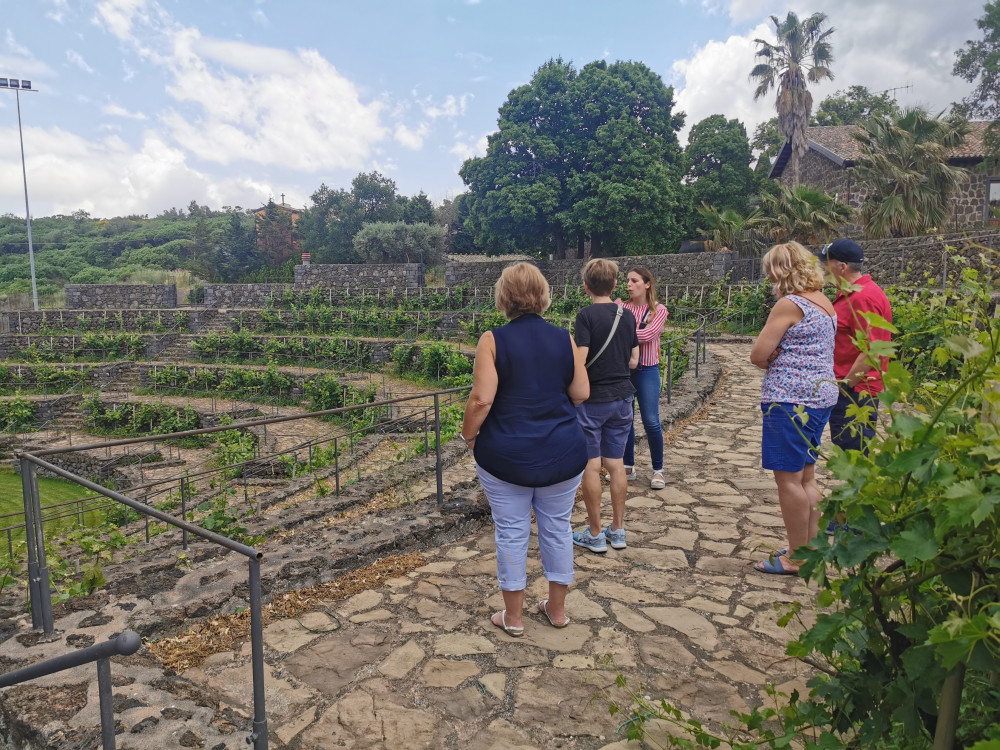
left=771, top=121, right=991, bottom=178
left=808, top=120, right=990, bottom=162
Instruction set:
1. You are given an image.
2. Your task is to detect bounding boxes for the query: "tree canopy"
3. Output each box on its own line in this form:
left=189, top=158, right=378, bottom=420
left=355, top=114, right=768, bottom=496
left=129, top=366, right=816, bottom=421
left=459, top=58, right=686, bottom=257
left=683, top=114, right=756, bottom=215
left=813, top=85, right=900, bottom=126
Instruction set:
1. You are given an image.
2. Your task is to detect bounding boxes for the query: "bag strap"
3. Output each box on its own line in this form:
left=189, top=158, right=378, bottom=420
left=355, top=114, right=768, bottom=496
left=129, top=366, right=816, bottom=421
left=586, top=305, right=623, bottom=369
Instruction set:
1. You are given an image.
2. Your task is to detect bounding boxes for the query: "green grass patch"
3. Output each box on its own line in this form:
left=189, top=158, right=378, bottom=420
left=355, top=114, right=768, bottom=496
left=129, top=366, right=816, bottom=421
left=0, top=467, right=107, bottom=546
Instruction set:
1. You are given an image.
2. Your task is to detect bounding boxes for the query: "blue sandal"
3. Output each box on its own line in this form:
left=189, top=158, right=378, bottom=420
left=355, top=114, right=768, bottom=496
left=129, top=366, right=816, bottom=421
left=754, top=554, right=798, bottom=576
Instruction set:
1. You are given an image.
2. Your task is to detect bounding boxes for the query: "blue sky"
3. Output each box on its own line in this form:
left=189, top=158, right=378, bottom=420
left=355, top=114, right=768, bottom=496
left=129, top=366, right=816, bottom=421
left=0, top=0, right=984, bottom=218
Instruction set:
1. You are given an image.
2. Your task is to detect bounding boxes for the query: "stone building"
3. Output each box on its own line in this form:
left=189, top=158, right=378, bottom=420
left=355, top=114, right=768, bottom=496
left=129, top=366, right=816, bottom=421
left=769, top=121, right=997, bottom=228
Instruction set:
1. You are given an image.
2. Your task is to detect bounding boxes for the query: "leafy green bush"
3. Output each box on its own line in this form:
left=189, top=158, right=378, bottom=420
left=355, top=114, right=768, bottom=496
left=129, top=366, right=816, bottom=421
left=0, top=395, right=36, bottom=432
left=82, top=395, right=200, bottom=436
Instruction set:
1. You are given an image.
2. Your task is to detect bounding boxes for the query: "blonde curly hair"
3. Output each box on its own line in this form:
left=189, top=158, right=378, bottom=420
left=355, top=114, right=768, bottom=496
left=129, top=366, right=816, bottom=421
left=762, top=242, right=825, bottom=296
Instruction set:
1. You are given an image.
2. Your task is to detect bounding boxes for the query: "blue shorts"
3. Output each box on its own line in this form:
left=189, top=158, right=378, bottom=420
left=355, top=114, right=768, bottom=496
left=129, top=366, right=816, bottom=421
left=576, top=398, right=633, bottom=460
left=761, top=402, right=833, bottom=472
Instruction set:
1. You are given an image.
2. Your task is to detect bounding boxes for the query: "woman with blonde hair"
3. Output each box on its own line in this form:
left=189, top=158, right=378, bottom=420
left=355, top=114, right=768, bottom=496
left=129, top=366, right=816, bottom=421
left=461, top=262, right=589, bottom=636
left=749, top=241, right=838, bottom=575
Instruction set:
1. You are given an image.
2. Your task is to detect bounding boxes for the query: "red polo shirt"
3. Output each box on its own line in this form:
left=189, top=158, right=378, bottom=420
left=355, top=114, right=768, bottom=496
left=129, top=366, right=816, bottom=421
left=832, top=275, right=892, bottom=395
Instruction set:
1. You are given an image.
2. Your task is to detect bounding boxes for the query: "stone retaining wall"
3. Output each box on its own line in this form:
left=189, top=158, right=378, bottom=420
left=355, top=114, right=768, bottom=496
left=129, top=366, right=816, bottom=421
left=65, top=284, right=177, bottom=309
left=294, top=263, right=424, bottom=290
left=0, top=335, right=172, bottom=361
left=203, top=284, right=294, bottom=309
left=0, top=309, right=202, bottom=335
left=445, top=251, right=750, bottom=289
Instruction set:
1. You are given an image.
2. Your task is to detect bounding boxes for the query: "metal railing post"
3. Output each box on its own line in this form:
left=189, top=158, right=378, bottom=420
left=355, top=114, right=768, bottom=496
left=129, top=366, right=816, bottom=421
left=434, top=394, right=443, bottom=506
left=333, top=437, right=340, bottom=497
left=26, top=461, right=53, bottom=635
left=248, top=557, right=269, bottom=750
left=180, top=477, right=188, bottom=551
left=666, top=344, right=673, bottom=404
left=20, top=457, right=42, bottom=630
left=694, top=329, right=700, bottom=379
left=97, top=657, right=116, bottom=750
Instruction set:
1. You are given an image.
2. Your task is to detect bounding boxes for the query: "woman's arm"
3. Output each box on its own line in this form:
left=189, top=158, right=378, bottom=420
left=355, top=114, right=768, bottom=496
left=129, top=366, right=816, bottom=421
left=567, top=335, right=590, bottom=405
left=460, top=332, right=498, bottom=447
left=636, top=303, right=668, bottom=343
left=749, top=299, right=802, bottom=370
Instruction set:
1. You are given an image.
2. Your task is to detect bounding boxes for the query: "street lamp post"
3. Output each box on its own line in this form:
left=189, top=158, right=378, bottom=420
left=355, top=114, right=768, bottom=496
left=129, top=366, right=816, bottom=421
left=1, top=77, right=39, bottom=311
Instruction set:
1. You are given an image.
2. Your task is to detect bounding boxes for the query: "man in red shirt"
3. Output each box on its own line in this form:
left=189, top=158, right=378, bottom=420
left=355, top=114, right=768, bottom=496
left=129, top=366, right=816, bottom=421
left=821, top=238, right=892, bottom=455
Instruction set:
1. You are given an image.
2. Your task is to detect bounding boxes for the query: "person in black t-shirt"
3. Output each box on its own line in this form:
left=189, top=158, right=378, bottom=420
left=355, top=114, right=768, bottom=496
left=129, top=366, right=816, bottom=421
left=573, top=259, right=639, bottom=553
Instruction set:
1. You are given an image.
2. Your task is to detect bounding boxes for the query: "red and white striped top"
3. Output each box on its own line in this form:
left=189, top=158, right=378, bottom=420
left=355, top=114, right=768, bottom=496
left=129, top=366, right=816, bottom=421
left=617, top=300, right=669, bottom=367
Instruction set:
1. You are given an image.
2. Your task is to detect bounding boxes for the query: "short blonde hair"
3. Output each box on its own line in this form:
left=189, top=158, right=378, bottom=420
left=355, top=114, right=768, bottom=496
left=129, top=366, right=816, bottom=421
left=582, top=258, right=619, bottom=296
left=762, top=242, right=825, bottom=296
left=494, top=262, right=551, bottom=319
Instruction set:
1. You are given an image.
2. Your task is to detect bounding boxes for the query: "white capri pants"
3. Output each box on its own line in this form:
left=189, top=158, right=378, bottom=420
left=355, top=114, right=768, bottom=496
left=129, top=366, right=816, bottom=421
left=476, top=465, right=583, bottom=591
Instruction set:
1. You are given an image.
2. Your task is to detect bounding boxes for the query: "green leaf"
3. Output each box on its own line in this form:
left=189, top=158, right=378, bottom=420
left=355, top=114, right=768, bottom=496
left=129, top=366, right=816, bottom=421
left=943, top=334, right=987, bottom=359
left=860, top=311, right=898, bottom=333
left=890, top=524, right=939, bottom=563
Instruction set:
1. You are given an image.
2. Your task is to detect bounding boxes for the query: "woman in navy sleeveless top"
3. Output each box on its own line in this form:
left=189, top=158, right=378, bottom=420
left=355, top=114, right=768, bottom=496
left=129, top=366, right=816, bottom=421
left=461, top=263, right=589, bottom=637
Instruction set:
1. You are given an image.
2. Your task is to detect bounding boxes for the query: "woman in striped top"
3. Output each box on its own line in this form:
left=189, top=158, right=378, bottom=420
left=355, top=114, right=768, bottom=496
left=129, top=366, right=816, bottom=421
left=617, top=267, right=669, bottom=489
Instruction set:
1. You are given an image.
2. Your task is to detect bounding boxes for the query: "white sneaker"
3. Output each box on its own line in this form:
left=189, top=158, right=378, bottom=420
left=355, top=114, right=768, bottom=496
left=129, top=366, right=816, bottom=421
left=624, top=466, right=636, bottom=481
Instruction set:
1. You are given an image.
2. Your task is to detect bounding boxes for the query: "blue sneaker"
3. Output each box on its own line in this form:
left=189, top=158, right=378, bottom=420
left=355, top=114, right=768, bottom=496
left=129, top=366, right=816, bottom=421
left=826, top=520, right=853, bottom=535
left=602, top=525, right=627, bottom=550
left=573, top=527, right=607, bottom=553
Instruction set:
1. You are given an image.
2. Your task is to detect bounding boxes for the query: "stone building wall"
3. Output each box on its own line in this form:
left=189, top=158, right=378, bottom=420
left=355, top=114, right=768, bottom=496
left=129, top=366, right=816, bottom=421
left=294, top=263, right=424, bottom=290
left=65, top=285, right=177, bottom=310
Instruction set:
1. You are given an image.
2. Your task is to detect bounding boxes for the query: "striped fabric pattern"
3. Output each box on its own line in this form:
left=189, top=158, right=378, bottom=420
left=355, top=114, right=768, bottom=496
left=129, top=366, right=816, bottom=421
left=618, top=300, right=669, bottom=367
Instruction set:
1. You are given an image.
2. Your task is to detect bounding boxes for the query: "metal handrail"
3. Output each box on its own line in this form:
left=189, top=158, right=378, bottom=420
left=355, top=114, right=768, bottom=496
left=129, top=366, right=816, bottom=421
left=0, top=630, right=140, bottom=750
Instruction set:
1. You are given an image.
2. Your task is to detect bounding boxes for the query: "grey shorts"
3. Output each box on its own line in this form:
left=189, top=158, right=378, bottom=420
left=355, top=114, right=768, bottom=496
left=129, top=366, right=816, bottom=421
left=576, top=398, right=633, bottom=460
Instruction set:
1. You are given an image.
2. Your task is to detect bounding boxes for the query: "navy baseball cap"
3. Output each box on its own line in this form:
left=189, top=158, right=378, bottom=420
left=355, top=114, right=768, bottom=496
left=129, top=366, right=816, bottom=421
left=820, top=238, right=864, bottom=263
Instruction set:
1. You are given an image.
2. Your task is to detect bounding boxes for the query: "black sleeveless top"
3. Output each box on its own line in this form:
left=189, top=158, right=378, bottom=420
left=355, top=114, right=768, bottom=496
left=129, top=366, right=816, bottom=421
left=474, top=314, right=587, bottom=486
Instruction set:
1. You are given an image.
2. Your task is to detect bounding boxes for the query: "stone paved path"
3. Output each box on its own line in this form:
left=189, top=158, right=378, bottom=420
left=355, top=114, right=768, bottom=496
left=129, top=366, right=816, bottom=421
left=178, top=342, right=817, bottom=749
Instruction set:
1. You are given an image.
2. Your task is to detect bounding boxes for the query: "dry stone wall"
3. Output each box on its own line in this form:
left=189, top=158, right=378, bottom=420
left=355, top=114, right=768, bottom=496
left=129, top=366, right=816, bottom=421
left=65, top=284, right=177, bottom=310
left=445, top=251, right=752, bottom=289
left=202, top=284, right=293, bottom=309
left=294, top=263, right=423, bottom=290
left=0, top=309, right=202, bottom=335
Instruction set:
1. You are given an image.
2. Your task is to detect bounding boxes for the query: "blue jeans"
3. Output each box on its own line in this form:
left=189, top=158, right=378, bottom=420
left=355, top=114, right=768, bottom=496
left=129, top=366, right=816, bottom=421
left=829, top=390, right=878, bottom=456
left=623, top=365, right=664, bottom=472
left=476, top=465, right=583, bottom=591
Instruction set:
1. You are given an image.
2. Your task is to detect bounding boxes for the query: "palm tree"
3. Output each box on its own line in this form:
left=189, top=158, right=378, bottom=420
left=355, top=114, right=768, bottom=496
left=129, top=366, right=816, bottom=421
left=750, top=12, right=835, bottom=186
left=695, top=202, right=762, bottom=251
left=850, top=108, right=970, bottom=238
left=758, top=184, right=852, bottom=245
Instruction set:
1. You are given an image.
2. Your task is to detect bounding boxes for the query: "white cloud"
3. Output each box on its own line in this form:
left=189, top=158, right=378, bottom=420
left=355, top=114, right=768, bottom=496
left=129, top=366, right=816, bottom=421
left=251, top=9, right=268, bottom=26
left=394, top=122, right=429, bottom=150
left=122, top=60, right=135, bottom=82
left=421, top=94, right=471, bottom=119
left=91, top=5, right=389, bottom=172
left=671, top=0, right=980, bottom=146
left=102, top=103, right=147, bottom=120
left=66, top=50, right=95, bottom=74
left=671, top=24, right=773, bottom=144
left=455, top=51, right=491, bottom=66
left=449, top=131, right=490, bottom=161
left=5, top=30, right=32, bottom=58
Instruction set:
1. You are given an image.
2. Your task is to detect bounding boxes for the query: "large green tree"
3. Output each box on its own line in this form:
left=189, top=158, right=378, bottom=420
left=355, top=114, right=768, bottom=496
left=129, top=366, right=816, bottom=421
left=460, top=58, right=685, bottom=257
left=954, top=1, right=1000, bottom=163
left=851, top=108, right=970, bottom=238
left=353, top=222, right=445, bottom=264
left=683, top=114, right=756, bottom=215
left=750, top=12, right=835, bottom=186
left=813, top=85, right=900, bottom=126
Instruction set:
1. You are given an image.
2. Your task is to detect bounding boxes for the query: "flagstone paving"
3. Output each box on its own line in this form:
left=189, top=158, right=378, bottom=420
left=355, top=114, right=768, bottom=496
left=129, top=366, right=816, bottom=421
left=185, top=342, right=819, bottom=749
left=1, top=342, right=825, bottom=749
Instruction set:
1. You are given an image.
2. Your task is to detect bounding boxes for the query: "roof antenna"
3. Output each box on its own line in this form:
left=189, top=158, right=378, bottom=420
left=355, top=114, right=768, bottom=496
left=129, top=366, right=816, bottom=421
left=876, top=83, right=912, bottom=102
